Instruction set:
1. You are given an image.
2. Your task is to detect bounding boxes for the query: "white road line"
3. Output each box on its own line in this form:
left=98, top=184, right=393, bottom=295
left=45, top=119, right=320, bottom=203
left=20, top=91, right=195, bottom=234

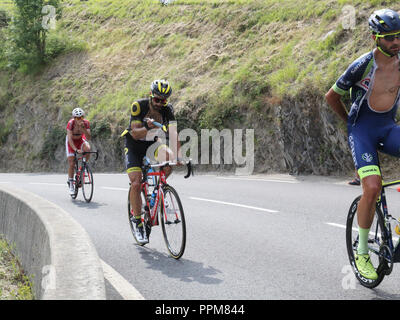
left=29, top=182, right=66, bottom=186
left=101, top=186, right=129, bottom=191
left=189, top=196, right=279, bottom=213
left=326, top=222, right=399, bottom=241
left=216, top=177, right=299, bottom=184
left=100, top=259, right=145, bottom=300
left=326, top=222, right=347, bottom=229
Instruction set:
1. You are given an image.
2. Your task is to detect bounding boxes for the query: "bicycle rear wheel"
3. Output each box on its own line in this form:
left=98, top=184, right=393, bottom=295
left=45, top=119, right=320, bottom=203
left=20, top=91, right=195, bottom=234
left=82, top=164, right=94, bottom=202
left=346, top=196, right=388, bottom=288
left=160, top=185, right=186, bottom=259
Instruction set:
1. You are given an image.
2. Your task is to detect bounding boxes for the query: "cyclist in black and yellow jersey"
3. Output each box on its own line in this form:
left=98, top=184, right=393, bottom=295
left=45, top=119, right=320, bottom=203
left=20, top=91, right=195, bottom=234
left=121, top=79, right=181, bottom=244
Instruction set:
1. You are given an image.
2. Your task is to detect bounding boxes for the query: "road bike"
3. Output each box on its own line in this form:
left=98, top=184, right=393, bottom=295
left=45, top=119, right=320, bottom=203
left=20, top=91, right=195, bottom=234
left=346, top=156, right=400, bottom=288
left=70, top=150, right=98, bottom=203
left=128, top=157, right=193, bottom=259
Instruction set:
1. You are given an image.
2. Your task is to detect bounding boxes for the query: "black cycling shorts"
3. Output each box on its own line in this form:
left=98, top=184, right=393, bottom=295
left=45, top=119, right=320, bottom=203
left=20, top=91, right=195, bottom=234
left=124, top=136, right=168, bottom=173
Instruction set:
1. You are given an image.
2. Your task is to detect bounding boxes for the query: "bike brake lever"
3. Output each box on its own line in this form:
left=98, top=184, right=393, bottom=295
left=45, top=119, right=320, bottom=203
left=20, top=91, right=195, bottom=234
left=184, top=161, right=193, bottom=179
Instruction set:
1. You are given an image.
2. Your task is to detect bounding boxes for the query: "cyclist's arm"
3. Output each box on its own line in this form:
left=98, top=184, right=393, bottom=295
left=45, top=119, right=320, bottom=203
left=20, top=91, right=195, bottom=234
left=85, top=128, right=91, bottom=140
left=81, top=121, right=91, bottom=140
left=130, top=120, right=149, bottom=140
left=81, top=126, right=91, bottom=140
left=168, top=121, right=182, bottom=160
left=325, top=88, right=348, bottom=123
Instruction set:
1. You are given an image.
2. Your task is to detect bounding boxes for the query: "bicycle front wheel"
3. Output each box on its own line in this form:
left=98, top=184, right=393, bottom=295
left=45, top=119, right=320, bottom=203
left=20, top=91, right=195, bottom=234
left=82, top=164, right=94, bottom=202
left=346, top=196, right=387, bottom=288
left=160, top=185, right=186, bottom=259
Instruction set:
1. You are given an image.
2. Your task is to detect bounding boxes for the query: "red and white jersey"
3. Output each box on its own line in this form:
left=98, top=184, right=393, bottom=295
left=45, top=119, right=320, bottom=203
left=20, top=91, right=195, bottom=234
left=66, top=118, right=90, bottom=140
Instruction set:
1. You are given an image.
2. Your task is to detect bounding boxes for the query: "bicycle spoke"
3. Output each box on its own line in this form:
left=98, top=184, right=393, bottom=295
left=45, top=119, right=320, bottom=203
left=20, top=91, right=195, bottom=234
left=160, top=185, right=186, bottom=259
left=346, top=196, right=387, bottom=288
left=82, top=164, right=94, bottom=202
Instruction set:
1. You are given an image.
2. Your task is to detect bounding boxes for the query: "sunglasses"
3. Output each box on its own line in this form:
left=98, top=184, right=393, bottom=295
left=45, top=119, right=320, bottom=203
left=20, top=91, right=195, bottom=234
left=74, top=116, right=83, bottom=120
left=151, top=95, right=168, bottom=105
left=376, top=31, right=400, bottom=42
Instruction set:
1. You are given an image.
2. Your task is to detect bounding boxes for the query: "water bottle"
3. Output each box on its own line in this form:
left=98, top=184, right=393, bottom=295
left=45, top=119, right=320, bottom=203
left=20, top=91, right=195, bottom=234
left=149, top=189, right=157, bottom=208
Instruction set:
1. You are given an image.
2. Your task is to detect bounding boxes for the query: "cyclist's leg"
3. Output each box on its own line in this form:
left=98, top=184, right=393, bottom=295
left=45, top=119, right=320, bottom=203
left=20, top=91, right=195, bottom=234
left=349, top=130, right=381, bottom=250
left=67, top=156, right=75, bottom=180
left=66, top=136, right=78, bottom=194
left=380, top=123, right=400, bottom=158
left=128, top=170, right=142, bottom=218
left=124, top=138, right=149, bottom=238
left=82, top=140, right=91, bottom=161
left=348, top=128, right=381, bottom=279
left=66, top=136, right=76, bottom=179
left=125, top=144, right=144, bottom=216
left=154, top=143, right=174, bottom=177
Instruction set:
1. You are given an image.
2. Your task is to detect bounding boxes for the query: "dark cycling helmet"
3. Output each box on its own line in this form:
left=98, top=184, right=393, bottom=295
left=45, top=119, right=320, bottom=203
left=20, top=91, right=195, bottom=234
left=368, top=9, right=400, bottom=34
left=150, top=79, right=172, bottom=99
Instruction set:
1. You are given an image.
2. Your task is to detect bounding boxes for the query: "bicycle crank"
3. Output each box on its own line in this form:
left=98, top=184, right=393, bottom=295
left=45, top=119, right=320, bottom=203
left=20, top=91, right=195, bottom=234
left=378, top=244, right=394, bottom=276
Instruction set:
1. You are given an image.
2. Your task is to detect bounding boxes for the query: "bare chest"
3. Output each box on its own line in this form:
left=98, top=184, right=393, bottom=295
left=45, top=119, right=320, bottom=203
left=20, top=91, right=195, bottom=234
left=145, top=110, right=162, bottom=123
left=373, top=66, right=400, bottom=95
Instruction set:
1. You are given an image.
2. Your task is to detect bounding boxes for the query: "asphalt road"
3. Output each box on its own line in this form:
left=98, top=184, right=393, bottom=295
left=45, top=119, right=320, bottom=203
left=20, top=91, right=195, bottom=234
left=1, top=171, right=400, bottom=300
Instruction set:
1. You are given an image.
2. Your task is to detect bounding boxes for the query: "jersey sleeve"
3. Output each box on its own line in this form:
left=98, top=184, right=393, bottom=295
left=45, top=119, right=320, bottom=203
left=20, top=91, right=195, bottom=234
left=83, top=120, right=90, bottom=129
left=165, top=104, right=176, bottom=121
left=165, top=104, right=177, bottom=129
left=332, top=52, right=373, bottom=96
left=129, top=101, right=144, bottom=125
left=66, top=119, right=74, bottom=130
left=332, top=64, right=360, bottom=95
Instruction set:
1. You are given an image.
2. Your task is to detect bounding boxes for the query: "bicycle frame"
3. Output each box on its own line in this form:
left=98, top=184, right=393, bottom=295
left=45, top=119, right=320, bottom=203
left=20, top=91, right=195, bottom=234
left=73, top=151, right=98, bottom=187
left=140, top=158, right=191, bottom=226
left=141, top=168, right=167, bottom=226
left=377, top=179, right=400, bottom=262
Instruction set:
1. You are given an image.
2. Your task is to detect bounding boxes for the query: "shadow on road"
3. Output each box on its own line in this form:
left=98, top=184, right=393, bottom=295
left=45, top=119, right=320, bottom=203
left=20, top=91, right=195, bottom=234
left=137, top=247, right=223, bottom=285
left=372, top=289, right=400, bottom=300
left=70, top=199, right=107, bottom=210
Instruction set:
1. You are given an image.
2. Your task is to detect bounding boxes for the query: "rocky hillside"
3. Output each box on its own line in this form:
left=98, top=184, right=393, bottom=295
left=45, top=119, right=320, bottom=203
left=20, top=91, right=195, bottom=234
left=1, top=0, right=400, bottom=177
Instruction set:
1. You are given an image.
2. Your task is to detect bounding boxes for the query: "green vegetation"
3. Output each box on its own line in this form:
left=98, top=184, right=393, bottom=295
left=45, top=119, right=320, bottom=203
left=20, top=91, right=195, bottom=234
left=0, top=0, right=398, bottom=172
left=0, top=236, right=34, bottom=300
left=7, top=0, right=62, bottom=72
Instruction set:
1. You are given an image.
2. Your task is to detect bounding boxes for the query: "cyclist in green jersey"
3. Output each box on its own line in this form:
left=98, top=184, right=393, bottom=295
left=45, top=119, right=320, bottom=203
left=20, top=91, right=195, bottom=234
left=325, top=9, right=400, bottom=280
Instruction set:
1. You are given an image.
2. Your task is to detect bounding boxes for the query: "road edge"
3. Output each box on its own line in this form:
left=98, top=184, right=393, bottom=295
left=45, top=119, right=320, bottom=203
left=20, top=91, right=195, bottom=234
left=0, top=184, right=106, bottom=300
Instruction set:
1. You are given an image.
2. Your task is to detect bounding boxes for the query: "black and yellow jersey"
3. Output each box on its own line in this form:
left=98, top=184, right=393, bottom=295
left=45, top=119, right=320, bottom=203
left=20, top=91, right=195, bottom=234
left=121, top=98, right=176, bottom=141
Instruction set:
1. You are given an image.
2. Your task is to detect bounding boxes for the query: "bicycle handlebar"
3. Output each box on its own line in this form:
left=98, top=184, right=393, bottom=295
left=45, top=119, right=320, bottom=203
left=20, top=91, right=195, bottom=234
left=143, top=118, right=167, bottom=132
left=74, top=150, right=99, bottom=161
left=145, top=159, right=194, bottom=178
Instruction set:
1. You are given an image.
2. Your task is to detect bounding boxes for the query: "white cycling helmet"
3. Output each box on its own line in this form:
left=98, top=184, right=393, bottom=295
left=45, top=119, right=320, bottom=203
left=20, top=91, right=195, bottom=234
left=72, top=108, right=85, bottom=117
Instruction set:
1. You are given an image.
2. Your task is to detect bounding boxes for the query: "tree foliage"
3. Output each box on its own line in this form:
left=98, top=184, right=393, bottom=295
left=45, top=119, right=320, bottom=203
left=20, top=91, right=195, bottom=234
left=8, top=0, right=61, bottom=71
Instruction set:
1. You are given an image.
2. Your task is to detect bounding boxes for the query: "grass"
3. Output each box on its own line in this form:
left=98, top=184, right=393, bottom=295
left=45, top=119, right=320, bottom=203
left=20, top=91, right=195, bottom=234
left=0, top=236, right=34, bottom=300
left=0, top=0, right=399, bottom=173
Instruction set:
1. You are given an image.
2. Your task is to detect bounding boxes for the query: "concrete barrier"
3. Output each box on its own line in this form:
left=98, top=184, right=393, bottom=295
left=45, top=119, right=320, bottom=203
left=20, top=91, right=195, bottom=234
left=0, top=185, right=106, bottom=299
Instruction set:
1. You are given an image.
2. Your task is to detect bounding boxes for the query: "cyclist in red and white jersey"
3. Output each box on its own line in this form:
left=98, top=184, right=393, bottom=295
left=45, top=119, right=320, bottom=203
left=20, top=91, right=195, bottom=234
left=66, top=108, right=91, bottom=195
